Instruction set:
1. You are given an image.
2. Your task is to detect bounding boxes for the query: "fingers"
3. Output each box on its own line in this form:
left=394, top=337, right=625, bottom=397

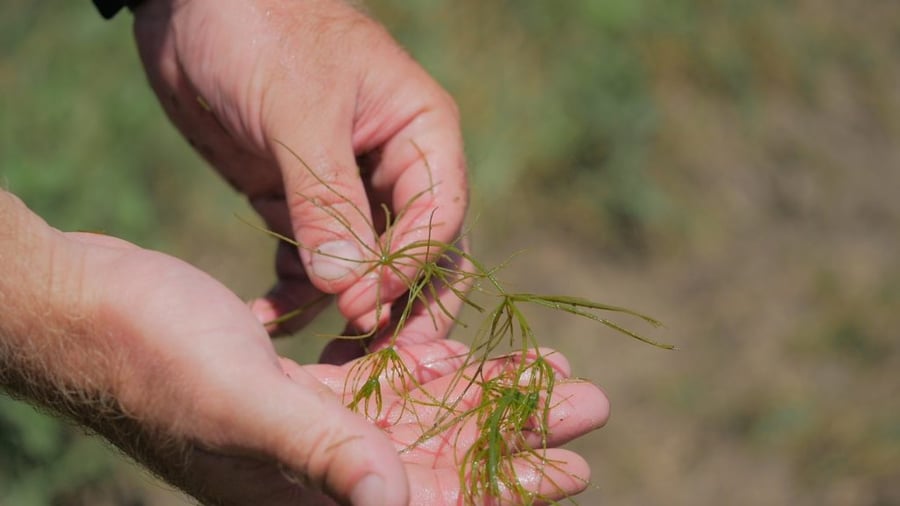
left=319, top=237, right=474, bottom=365
left=386, top=379, right=608, bottom=466
left=349, top=340, right=471, bottom=396
left=397, top=348, right=574, bottom=418
left=525, top=379, right=611, bottom=447
left=262, top=10, right=382, bottom=296
left=248, top=242, right=334, bottom=336
left=271, top=132, right=379, bottom=295
left=305, top=340, right=471, bottom=396
left=297, top=343, right=604, bottom=505
left=305, top=342, right=604, bottom=448
left=352, top=41, right=469, bottom=251
left=269, top=81, right=468, bottom=322
left=337, top=63, right=470, bottom=322
left=367, top=238, right=475, bottom=351
left=267, top=59, right=469, bottom=335
left=406, top=448, right=591, bottom=506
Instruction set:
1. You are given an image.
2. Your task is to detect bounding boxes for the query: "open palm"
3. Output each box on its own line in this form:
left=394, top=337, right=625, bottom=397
left=303, top=341, right=609, bottom=505
left=63, top=232, right=607, bottom=505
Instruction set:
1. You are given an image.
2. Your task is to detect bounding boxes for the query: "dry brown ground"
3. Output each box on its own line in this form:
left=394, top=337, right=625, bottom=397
left=479, top=63, right=900, bottom=505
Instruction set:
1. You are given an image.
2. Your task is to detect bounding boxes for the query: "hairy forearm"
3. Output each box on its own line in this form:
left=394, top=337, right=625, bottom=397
left=2, top=191, right=93, bottom=388
left=0, top=189, right=77, bottom=401
left=0, top=189, right=192, bottom=482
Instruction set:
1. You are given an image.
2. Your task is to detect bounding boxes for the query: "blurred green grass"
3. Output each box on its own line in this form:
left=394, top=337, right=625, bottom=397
left=3, top=1, right=900, bottom=505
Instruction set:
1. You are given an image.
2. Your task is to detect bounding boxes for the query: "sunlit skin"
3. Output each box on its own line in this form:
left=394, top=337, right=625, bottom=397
left=0, top=0, right=613, bottom=503
left=131, top=0, right=469, bottom=339
left=0, top=207, right=610, bottom=504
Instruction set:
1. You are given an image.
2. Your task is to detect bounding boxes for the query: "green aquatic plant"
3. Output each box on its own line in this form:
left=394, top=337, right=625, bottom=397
left=263, top=142, right=673, bottom=504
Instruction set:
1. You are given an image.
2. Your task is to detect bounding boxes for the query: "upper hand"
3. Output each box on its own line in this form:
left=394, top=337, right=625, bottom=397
left=131, top=0, right=469, bottom=355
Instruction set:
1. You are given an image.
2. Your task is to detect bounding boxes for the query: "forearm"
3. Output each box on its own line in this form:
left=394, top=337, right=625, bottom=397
left=0, top=189, right=83, bottom=404
left=0, top=189, right=191, bottom=481
left=0, top=193, right=132, bottom=430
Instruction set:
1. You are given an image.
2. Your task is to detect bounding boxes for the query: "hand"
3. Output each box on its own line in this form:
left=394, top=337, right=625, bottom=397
left=303, top=340, right=610, bottom=505
left=131, top=0, right=469, bottom=355
left=4, top=224, right=605, bottom=505
left=45, top=231, right=409, bottom=505
left=1, top=189, right=607, bottom=505
left=173, top=339, right=608, bottom=506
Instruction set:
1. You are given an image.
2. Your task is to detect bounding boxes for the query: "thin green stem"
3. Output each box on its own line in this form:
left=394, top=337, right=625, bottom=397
left=255, top=142, right=673, bottom=505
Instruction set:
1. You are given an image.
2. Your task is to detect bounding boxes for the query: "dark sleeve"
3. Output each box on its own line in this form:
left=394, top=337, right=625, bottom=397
left=92, top=0, right=131, bottom=19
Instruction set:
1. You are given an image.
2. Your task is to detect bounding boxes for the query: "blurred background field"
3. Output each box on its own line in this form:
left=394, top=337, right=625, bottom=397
left=2, top=1, right=899, bottom=504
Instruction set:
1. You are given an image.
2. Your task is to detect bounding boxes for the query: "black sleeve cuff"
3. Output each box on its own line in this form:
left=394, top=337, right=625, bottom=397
left=92, top=0, right=140, bottom=19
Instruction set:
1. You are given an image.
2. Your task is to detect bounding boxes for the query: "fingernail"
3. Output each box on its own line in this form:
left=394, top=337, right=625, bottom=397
left=311, top=240, right=364, bottom=281
left=349, top=474, right=384, bottom=506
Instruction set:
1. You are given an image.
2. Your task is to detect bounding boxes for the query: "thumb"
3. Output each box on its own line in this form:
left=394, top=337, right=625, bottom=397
left=226, top=366, right=409, bottom=506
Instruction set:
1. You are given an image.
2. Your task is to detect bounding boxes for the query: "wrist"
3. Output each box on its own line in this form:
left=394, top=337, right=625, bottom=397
left=0, top=191, right=65, bottom=351
left=0, top=191, right=115, bottom=418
